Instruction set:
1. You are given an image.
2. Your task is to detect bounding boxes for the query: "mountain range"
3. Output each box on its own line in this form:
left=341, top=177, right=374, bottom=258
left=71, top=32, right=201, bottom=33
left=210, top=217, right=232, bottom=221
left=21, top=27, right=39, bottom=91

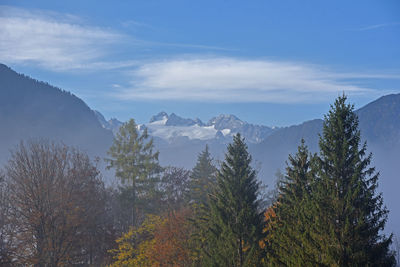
left=0, top=63, right=399, bottom=232
left=97, top=111, right=277, bottom=144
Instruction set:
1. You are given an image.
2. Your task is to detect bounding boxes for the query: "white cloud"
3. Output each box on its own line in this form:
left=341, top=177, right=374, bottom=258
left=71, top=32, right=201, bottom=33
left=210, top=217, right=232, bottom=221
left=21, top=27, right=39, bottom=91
left=0, top=6, right=235, bottom=71
left=116, top=57, right=385, bottom=103
left=0, top=6, right=126, bottom=71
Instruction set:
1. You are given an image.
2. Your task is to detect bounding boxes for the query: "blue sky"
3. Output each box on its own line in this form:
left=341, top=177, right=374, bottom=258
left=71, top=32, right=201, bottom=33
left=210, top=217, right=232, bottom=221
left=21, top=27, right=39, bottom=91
left=1, top=0, right=399, bottom=126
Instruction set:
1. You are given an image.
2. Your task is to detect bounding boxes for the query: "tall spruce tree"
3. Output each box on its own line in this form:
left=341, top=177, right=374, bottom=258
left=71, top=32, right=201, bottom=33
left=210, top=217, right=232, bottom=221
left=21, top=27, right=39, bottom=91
left=207, top=134, right=265, bottom=267
left=106, top=119, right=162, bottom=228
left=188, top=145, right=217, bottom=266
left=189, top=145, right=216, bottom=206
left=268, top=140, right=320, bottom=266
left=313, top=95, right=395, bottom=266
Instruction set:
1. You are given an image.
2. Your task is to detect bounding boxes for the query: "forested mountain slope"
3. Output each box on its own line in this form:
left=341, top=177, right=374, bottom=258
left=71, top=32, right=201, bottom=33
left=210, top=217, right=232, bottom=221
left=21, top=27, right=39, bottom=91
left=0, top=64, right=113, bottom=164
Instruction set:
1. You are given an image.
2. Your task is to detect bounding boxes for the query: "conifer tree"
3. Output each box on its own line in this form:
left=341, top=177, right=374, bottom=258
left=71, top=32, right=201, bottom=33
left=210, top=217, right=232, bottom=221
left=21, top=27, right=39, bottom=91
left=189, top=145, right=216, bottom=206
left=313, top=95, right=395, bottom=266
left=106, top=119, right=162, bottom=228
left=268, top=140, right=319, bottom=266
left=188, top=145, right=217, bottom=266
left=207, top=134, right=265, bottom=267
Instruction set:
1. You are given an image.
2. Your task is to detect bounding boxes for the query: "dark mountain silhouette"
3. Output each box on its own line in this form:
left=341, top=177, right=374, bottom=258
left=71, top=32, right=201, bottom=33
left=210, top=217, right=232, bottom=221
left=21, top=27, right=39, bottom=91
left=357, top=93, right=400, bottom=146
left=0, top=64, right=113, bottom=164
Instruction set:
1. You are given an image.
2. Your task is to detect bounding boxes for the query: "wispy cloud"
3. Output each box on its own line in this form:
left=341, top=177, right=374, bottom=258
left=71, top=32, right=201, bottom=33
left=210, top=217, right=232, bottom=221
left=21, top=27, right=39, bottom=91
left=0, top=6, right=130, bottom=71
left=351, top=22, right=400, bottom=31
left=0, top=6, right=235, bottom=71
left=114, top=57, right=390, bottom=103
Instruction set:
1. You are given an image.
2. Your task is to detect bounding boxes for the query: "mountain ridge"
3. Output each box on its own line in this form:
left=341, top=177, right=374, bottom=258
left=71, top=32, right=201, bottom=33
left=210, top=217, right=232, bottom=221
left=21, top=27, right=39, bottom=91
left=0, top=63, right=113, bottom=164
left=98, top=111, right=277, bottom=144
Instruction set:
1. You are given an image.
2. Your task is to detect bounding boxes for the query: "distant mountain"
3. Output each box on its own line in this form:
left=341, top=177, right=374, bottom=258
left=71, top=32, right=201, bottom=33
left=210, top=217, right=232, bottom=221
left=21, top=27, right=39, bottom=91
left=0, top=64, right=113, bottom=164
left=209, top=114, right=275, bottom=143
left=94, top=110, right=123, bottom=135
left=99, top=111, right=277, bottom=144
left=149, top=111, right=204, bottom=127
left=356, top=94, right=400, bottom=147
left=251, top=118, right=323, bottom=181
left=98, top=111, right=277, bottom=144
left=167, top=113, right=204, bottom=127
left=208, top=114, right=244, bottom=130
left=149, top=111, right=169, bottom=124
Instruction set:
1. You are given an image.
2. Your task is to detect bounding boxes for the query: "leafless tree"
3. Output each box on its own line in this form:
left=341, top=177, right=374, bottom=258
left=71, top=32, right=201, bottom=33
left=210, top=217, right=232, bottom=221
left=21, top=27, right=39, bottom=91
left=4, top=140, right=109, bottom=266
left=160, top=166, right=191, bottom=210
left=0, top=171, right=15, bottom=266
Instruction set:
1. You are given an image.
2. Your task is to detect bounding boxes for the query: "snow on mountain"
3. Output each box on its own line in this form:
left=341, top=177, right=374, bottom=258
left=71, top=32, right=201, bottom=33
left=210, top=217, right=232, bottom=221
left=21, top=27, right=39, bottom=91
left=95, top=111, right=277, bottom=143
left=207, top=114, right=276, bottom=143
left=148, top=123, right=217, bottom=141
left=168, top=114, right=203, bottom=126
left=145, top=112, right=277, bottom=143
left=144, top=112, right=212, bottom=140
left=208, top=114, right=244, bottom=130
left=149, top=111, right=168, bottom=124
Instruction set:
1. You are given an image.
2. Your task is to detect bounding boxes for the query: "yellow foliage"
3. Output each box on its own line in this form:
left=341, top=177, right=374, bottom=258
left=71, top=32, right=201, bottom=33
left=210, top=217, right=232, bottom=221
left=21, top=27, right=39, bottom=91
left=108, top=215, right=164, bottom=267
left=109, top=209, right=193, bottom=266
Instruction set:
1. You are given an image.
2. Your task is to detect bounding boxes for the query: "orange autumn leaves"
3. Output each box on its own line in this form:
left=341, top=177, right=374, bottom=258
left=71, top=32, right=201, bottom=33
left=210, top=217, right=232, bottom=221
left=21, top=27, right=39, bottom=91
left=260, top=206, right=277, bottom=250
left=110, top=208, right=192, bottom=267
left=110, top=206, right=278, bottom=267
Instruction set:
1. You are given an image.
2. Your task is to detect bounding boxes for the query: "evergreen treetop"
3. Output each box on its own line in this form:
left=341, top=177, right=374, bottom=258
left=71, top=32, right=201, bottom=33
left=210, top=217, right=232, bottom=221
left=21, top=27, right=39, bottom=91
left=314, top=95, right=395, bottom=266
left=208, top=134, right=265, bottom=267
left=189, top=145, right=216, bottom=206
left=268, top=140, right=319, bottom=266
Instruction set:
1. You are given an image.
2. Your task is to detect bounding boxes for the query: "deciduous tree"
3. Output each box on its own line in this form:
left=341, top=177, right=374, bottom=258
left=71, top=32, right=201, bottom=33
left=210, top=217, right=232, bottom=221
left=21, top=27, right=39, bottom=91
left=110, top=209, right=193, bottom=267
left=106, top=119, right=162, bottom=228
left=159, top=166, right=192, bottom=211
left=5, top=140, right=107, bottom=265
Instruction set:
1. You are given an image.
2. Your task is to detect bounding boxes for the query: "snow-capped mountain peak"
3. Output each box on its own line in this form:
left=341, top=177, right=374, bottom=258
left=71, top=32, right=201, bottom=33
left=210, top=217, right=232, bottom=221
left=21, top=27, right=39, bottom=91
left=149, top=111, right=169, bottom=124
left=165, top=113, right=204, bottom=127
left=207, top=114, right=244, bottom=130
left=96, top=111, right=278, bottom=143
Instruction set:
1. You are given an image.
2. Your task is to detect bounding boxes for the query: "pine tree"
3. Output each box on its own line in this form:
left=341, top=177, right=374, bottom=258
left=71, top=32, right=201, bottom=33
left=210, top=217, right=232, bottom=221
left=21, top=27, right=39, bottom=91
left=207, top=134, right=265, bottom=267
left=313, top=95, right=395, bottom=266
left=268, top=140, right=319, bottom=266
left=106, top=119, right=162, bottom=228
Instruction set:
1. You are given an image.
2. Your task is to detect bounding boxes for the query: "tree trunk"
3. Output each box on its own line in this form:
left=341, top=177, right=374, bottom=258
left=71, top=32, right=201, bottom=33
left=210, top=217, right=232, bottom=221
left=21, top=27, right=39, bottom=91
left=238, top=236, right=243, bottom=267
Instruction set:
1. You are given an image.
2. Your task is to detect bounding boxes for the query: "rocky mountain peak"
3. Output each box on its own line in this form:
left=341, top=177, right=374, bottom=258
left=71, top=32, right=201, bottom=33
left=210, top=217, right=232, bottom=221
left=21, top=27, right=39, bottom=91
left=149, top=112, right=204, bottom=126
left=166, top=113, right=204, bottom=126
left=208, top=114, right=244, bottom=130
left=149, top=111, right=168, bottom=123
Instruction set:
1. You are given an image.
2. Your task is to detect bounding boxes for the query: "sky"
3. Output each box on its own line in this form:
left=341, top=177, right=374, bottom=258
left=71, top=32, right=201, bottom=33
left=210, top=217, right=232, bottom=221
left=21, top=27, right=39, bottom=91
left=1, top=0, right=399, bottom=126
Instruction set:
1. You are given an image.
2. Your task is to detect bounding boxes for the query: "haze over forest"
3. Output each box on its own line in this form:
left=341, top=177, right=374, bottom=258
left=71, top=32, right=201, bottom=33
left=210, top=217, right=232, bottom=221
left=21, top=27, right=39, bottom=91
left=1, top=1, right=399, bottom=265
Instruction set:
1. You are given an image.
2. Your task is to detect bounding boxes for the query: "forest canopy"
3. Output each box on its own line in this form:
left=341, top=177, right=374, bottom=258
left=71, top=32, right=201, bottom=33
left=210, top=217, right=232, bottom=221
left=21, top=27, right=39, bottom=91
left=0, top=96, right=397, bottom=266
